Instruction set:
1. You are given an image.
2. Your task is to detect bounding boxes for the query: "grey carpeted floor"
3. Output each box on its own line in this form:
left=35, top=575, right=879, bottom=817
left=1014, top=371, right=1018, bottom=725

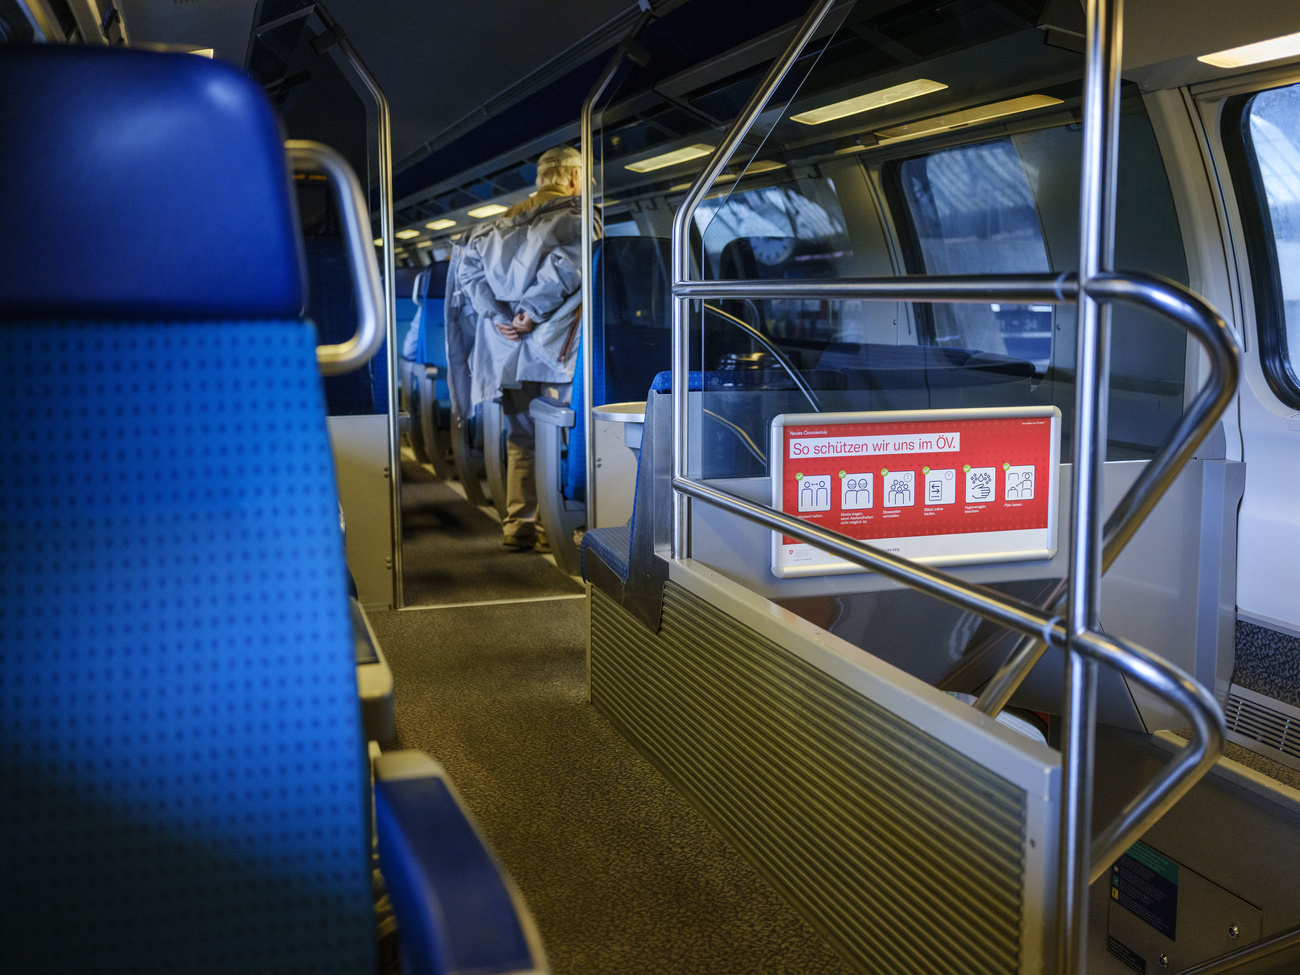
left=368, top=599, right=854, bottom=975
left=399, top=460, right=583, bottom=606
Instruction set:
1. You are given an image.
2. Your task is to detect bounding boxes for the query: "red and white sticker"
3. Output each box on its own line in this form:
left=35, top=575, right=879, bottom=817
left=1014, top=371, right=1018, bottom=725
left=771, top=408, right=1059, bottom=576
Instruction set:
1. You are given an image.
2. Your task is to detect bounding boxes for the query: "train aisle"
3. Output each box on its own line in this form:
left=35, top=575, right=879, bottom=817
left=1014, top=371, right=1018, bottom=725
left=368, top=460, right=854, bottom=974
left=399, top=460, right=584, bottom=605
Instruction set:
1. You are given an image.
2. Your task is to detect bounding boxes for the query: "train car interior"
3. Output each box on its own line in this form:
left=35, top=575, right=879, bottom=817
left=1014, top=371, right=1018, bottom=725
left=4, top=0, right=1300, bottom=972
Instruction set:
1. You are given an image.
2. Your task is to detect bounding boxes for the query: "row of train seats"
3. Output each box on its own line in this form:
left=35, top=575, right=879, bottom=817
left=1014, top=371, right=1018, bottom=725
left=0, top=44, right=546, bottom=974
left=399, top=261, right=456, bottom=479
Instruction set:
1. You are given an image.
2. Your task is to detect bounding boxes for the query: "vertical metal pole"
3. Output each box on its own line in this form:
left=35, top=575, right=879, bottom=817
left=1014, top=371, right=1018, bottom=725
left=1060, top=0, right=1123, bottom=970
left=581, top=14, right=650, bottom=531
left=670, top=0, right=839, bottom=558
left=317, top=2, right=403, bottom=608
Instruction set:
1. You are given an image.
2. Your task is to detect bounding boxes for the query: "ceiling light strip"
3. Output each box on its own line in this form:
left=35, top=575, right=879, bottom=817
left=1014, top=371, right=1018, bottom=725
left=791, top=79, right=948, bottom=125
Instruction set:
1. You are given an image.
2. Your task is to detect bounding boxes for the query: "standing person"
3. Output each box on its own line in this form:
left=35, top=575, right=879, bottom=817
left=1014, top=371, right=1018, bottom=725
left=444, top=145, right=591, bottom=551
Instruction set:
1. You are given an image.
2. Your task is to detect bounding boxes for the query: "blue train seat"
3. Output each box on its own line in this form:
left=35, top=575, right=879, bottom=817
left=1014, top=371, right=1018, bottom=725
left=306, top=235, right=389, bottom=415
left=403, top=264, right=455, bottom=477
left=0, top=44, right=544, bottom=975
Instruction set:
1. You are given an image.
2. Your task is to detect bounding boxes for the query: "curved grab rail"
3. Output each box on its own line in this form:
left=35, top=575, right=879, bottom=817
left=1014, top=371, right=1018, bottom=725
left=973, top=272, right=1241, bottom=716
left=285, top=140, right=386, bottom=376
left=670, top=473, right=1225, bottom=886
left=703, top=303, right=822, bottom=411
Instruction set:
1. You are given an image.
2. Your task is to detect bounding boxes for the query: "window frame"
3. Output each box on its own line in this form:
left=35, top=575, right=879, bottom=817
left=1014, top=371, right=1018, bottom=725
left=1222, top=87, right=1300, bottom=410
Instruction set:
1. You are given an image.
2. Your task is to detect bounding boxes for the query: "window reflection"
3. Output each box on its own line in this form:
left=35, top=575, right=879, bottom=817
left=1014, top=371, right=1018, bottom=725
left=897, top=139, right=1053, bottom=372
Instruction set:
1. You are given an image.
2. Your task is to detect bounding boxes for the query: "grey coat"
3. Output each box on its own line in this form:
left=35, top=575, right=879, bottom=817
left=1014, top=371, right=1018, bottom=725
left=444, top=194, right=583, bottom=416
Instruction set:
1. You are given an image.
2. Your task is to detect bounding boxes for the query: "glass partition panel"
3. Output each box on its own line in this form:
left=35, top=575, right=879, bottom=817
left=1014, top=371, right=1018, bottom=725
left=591, top=2, right=1190, bottom=486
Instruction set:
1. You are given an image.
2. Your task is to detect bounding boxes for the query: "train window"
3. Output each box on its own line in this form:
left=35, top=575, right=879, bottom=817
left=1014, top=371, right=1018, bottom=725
left=894, top=138, right=1053, bottom=372
left=1227, top=82, right=1300, bottom=408
left=885, top=101, right=1190, bottom=460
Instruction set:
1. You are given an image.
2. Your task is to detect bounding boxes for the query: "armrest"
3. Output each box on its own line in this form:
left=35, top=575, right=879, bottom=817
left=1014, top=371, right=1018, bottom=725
left=529, top=395, right=574, bottom=427
left=351, top=598, right=395, bottom=740
left=373, top=751, right=548, bottom=975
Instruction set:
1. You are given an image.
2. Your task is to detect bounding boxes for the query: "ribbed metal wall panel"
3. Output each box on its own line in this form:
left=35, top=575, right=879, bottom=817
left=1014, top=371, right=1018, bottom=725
left=591, top=582, right=1027, bottom=975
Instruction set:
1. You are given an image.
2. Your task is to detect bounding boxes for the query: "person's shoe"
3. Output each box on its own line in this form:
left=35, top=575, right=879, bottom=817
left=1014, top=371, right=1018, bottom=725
left=532, top=537, right=551, bottom=554
left=502, top=534, right=534, bottom=551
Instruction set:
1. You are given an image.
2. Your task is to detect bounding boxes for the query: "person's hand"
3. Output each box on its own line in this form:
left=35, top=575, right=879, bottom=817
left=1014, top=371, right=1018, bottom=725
left=496, top=319, right=520, bottom=341
left=511, top=310, right=536, bottom=335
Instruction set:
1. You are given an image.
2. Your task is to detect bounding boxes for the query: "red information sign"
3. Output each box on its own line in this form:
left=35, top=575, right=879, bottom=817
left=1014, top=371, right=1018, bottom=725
left=770, top=407, right=1060, bottom=577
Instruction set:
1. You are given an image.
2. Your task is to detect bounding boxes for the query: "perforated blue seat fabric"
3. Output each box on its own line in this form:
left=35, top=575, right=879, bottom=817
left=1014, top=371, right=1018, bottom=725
left=0, top=45, right=375, bottom=973
left=1, top=323, right=374, bottom=973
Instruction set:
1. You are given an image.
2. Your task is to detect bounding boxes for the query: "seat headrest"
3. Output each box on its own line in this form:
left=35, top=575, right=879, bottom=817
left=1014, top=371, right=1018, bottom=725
left=0, top=45, right=305, bottom=320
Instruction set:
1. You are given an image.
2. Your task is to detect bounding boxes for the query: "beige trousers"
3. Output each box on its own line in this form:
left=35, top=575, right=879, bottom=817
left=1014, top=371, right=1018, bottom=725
left=500, top=381, right=571, bottom=543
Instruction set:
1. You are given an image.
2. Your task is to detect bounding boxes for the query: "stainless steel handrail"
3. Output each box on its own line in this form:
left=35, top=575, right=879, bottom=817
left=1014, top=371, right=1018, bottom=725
left=1060, top=0, right=1123, bottom=961
left=676, top=273, right=1078, bottom=303
left=304, top=2, right=404, bottom=609
left=285, top=141, right=386, bottom=375
left=671, top=0, right=842, bottom=557
left=703, top=303, right=822, bottom=411
left=975, top=273, right=1241, bottom=717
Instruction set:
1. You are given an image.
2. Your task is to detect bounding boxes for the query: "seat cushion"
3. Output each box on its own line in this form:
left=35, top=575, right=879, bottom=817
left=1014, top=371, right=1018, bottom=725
left=582, top=523, right=633, bottom=584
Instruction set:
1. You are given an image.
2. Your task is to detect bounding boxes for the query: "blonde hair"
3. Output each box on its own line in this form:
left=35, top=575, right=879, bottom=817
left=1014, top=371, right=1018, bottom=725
left=535, top=145, right=582, bottom=190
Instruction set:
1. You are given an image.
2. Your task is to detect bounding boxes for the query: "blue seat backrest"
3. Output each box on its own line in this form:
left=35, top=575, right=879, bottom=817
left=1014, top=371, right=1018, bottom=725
left=592, top=236, right=673, bottom=406
left=562, top=237, right=672, bottom=503
left=0, top=45, right=374, bottom=972
left=305, top=235, right=387, bottom=415
left=0, top=45, right=304, bottom=320
left=395, top=265, right=422, bottom=359
left=417, top=260, right=450, bottom=369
